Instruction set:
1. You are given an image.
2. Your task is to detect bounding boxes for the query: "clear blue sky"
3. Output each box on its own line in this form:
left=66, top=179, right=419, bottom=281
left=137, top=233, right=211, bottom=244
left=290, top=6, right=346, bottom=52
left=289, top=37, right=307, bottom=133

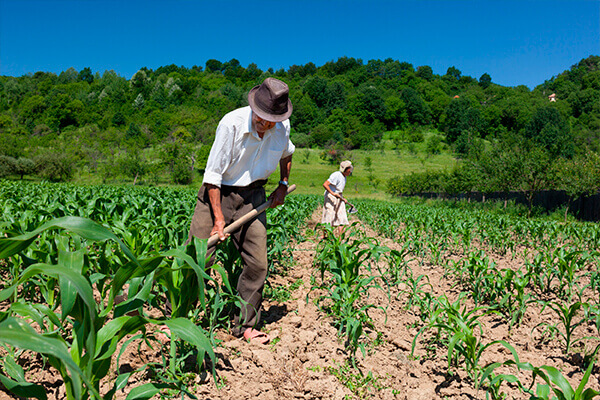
left=1, top=0, right=598, bottom=88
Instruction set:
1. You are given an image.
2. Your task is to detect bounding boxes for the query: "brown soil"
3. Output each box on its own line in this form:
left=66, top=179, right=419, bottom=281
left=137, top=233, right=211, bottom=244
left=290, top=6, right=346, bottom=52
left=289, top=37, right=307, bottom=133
left=2, top=210, right=600, bottom=400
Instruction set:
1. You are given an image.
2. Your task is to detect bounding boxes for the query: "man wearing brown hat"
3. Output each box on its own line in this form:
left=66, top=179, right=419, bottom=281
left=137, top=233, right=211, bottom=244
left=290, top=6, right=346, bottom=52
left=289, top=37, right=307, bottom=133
left=187, top=77, right=294, bottom=344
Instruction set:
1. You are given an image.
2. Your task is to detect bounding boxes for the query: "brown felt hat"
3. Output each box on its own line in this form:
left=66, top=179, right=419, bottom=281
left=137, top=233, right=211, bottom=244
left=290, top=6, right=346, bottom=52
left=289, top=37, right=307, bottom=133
left=248, top=77, right=293, bottom=122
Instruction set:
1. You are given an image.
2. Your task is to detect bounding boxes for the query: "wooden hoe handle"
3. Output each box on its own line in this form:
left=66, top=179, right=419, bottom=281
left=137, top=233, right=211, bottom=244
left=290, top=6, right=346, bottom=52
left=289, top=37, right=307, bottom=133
left=206, top=184, right=297, bottom=248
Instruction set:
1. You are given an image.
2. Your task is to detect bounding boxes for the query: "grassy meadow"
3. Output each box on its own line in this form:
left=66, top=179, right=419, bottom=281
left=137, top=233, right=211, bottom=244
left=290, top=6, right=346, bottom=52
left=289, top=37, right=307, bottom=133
left=61, top=131, right=459, bottom=200
left=268, top=131, right=458, bottom=198
left=277, top=145, right=457, bottom=198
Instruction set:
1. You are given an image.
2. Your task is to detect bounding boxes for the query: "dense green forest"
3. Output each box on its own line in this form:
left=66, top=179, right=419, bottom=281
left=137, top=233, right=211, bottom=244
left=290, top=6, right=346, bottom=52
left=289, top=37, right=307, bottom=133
left=0, top=55, right=599, bottom=199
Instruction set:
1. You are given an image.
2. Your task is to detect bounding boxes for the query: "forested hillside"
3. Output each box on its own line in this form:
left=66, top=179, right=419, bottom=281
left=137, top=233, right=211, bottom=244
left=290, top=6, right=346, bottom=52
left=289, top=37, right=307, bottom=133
left=0, top=56, right=599, bottom=192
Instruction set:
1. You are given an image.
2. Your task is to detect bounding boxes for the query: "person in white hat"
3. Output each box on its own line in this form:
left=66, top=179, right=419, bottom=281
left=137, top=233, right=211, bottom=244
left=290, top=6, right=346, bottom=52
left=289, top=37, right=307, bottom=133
left=321, top=160, right=353, bottom=236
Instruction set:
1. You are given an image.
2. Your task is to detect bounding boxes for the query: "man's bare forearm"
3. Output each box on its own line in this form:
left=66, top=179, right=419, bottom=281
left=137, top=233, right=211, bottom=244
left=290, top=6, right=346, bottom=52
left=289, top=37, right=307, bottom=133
left=279, top=155, right=292, bottom=183
left=270, top=155, right=293, bottom=208
left=205, top=183, right=226, bottom=239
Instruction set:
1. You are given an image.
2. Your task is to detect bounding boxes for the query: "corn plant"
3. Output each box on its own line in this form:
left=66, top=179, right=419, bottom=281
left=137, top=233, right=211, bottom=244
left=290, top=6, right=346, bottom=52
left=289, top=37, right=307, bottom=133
left=534, top=301, right=589, bottom=354
left=487, top=268, right=534, bottom=328
left=399, top=273, right=433, bottom=312
left=265, top=194, right=319, bottom=274
left=312, top=225, right=388, bottom=358
left=582, top=249, right=599, bottom=286
left=425, top=236, right=448, bottom=266
left=550, top=248, right=589, bottom=301
left=584, top=303, right=600, bottom=337
left=529, top=363, right=600, bottom=400
left=266, top=205, right=294, bottom=273
left=205, top=238, right=247, bottom=335
left=526, top=253, right=550, bottom=294
left=448, top=250, right=498, bottom=306
left=412, top=294, right=502, bottom=384
left=382, top=243, right=413, bottom=285
left=481, top=358, right=600, bottom=400
left=589, top=267, right=600, bottom=298
left=0, top=217, right=216, bottom=399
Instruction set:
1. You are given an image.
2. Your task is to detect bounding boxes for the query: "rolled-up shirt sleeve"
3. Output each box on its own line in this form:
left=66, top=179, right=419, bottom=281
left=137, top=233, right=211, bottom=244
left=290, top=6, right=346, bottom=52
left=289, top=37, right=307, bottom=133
left=283, top=139, right=295, bottom=159
left=282, top=121, right=295, bottom=159
left=202, top=122, right=233, bottom=187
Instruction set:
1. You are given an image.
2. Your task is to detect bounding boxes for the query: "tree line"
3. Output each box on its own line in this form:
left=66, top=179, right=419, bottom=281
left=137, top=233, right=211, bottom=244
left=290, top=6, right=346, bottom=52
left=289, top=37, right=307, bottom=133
left=387, top=145, right=600, bottom=218
left=0, top=55, right=598, bottom=188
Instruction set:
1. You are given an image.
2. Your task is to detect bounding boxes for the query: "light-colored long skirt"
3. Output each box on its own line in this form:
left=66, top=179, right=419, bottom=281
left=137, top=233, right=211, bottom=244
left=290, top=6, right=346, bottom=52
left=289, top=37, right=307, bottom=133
left=321, top=192, right=349, bottom=226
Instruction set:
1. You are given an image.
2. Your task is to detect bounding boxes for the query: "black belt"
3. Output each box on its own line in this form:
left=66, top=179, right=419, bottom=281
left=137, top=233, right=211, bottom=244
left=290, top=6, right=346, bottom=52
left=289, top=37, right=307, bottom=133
left=221, top=179, right=268, bottom=193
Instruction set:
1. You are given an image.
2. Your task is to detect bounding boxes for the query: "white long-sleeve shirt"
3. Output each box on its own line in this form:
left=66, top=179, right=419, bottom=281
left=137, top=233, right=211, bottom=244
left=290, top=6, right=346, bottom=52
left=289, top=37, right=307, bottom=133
left=202, top=106, right=295, bottom=187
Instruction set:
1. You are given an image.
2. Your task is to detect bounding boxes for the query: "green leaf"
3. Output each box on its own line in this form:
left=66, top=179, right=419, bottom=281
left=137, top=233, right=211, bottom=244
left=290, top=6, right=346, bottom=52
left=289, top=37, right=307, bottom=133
left=575, top=361, right=599, bottom=400
left=0, top=216, right=139, bottom=266
left=95, top=316, right=147, bottom=360
left=125, top=383, right=174, bottom=400
left=536, top=383, right=551, bottom=399
left=581, top=389, right=600, bottom=400
left=0, top=317, right=97, bottom=399
left=9, top=263, right=98, bottom=324
left=163, top=247, right=210, bottom=293
left=109, top=257, right=164, bottom=313
left=2, top=356, right=25, bottom=381
left=113, top=272, right=154, bottom=319
left=94, top=316, right=131, bottom=358
left=0, top=374, right=47, bottom=400
left=164, top=318, right=216, bottom=368
left=540, top=365, right=574, bottom=400
left=115, top=372, right=133, bottom=391
left=8, top=302, right=48, bottom=332
left=58, top=246, right=85, bottom=321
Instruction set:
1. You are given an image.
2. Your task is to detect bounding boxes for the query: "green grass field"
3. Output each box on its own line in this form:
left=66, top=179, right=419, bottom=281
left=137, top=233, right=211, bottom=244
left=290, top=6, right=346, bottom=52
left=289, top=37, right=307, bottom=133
left=62, top=133, right=460, bottom=200
left=268, top=131, right=459, bottom=198
left=278, top=144, right=457, bottom=198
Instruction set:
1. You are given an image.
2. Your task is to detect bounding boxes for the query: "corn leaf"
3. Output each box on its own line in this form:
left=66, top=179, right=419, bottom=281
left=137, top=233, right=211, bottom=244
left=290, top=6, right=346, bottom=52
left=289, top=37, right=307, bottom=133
left=0, top=216, right=138, bottom=265
left=539, top=365, right=575, bottom=399
left=0, top=317, right=95, bottom=399
left=58, top=246, right=85, bottom=321
left=0, top=374, right=47, bottom=400
left=94, top=315, right=147, bottom=360
left=125, top=383, right=174, bottom=400
left=164, top=318, right=216, bottom=371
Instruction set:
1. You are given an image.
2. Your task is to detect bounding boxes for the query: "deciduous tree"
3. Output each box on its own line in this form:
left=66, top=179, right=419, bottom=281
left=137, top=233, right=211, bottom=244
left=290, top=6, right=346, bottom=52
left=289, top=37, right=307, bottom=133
left=524, top=106, right=573, bottom=157
left=555, top=152, right=600, bottom=220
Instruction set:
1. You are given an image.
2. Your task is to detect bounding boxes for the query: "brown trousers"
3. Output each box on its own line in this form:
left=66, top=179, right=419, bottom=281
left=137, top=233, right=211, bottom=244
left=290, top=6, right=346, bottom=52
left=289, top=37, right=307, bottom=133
left=188, top=184, right=268, bottom=337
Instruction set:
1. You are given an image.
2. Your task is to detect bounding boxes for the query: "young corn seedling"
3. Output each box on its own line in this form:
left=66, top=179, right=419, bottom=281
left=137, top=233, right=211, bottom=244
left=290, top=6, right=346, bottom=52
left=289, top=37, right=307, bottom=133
left=490, top=269, right=534, bottom=328
left=550, top=248, right=588, bottom=301
left=313, top=225, right=388, bottom=358
left=383, top=243, right=413, bottom=285
left=452, top=250, right=497, bottom=306
left=526, top=252, right=557, bottom=296
left=416, top=296, right=504, bottom=385
left=266, top=205, right=294, bottom=273
left=584, top=303, right=600, bottom=337
left=426, top=236, right=448, bottom=266
left=200, top=238, right=246, bottom=338
left=529, top=362, right=600, bottom=400
left=412, top=295, right=485, bottom=353
left=534, top=301, right=589, bottom=354
left=399, top=273, right=433, bottom=312
left=481, top=357, right=600, bottom=400
left=589, top=267, right=600, bottom=298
